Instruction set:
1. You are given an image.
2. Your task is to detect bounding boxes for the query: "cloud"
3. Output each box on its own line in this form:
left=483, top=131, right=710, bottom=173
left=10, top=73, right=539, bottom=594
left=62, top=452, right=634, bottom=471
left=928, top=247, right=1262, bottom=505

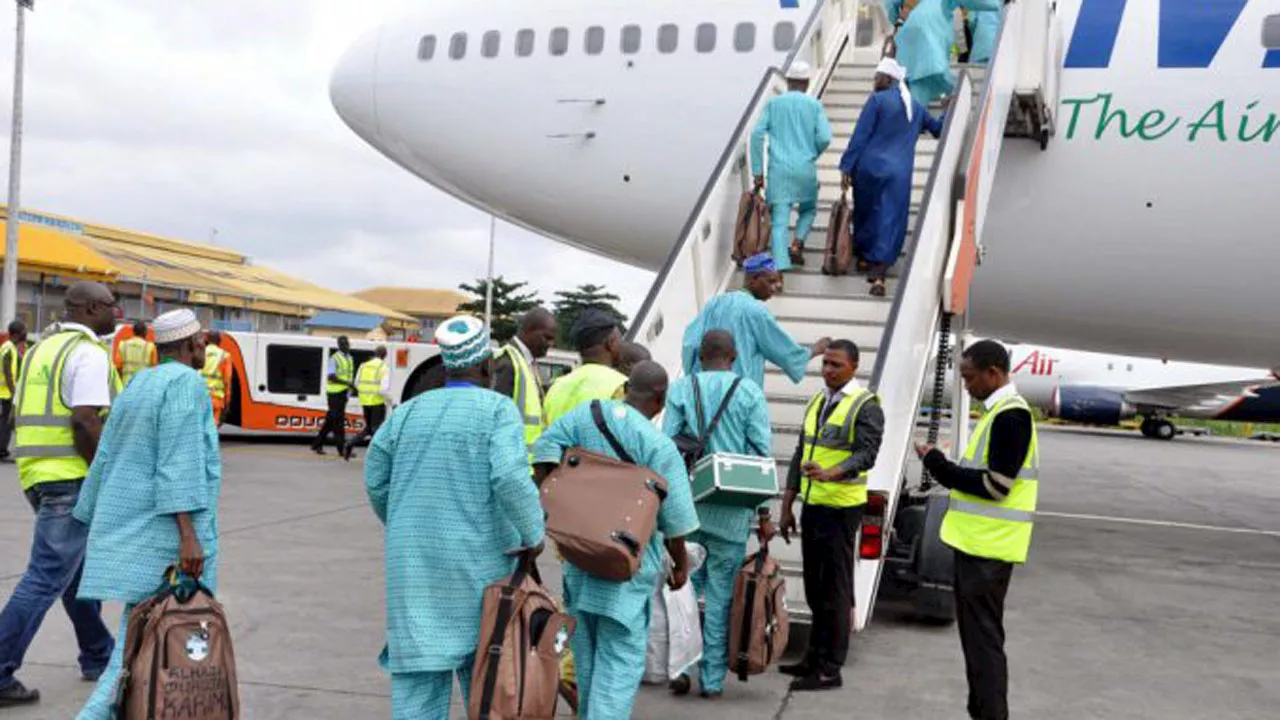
left=0, top=1, right=653, bottom=316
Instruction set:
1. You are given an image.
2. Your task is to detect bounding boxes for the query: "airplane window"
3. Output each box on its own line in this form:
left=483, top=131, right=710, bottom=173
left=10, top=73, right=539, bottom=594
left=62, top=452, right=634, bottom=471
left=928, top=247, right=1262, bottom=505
left=696, top=23, right=717, bottom=53
left=585, top=26, right=605, bottom=55
left=418, top=35, right=437, bottom=61
left=482, top=31, right=500, bottom=59
left=621, top=25, right=642, bottom=54
left=449, top=32, right=467, bottom=60
left=774, top=22, right=796, bottom=52
left=658, top=24, right=679, bottom=54
left=516, top=29, right=535, bottom=57
left=734, top=23, right=756, bottom=52
left=550, top=27, right=570, bottom=56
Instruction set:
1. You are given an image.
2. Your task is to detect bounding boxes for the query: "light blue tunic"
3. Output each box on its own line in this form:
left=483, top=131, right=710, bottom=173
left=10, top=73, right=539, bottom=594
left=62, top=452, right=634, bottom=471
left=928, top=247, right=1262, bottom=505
left=366, top=384, right=545, bottom=674
left=682, top=290, right=813, bottom=389
left=889, top=0, right=1002, bottom=105
left=969, top=9, right=1001, bottom=64
left=751, top=90, right=833, bottom=206
left=662, top=371, right=773, bottom=542
left=74, top=361, right=221, bottom=604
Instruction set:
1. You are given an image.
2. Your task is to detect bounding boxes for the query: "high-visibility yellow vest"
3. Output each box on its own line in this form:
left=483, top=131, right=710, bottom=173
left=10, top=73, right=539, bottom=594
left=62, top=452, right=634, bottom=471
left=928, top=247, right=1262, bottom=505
left=940, top=393, right=1040, bottom=564
left=355, top=358, right=389, bottom=407
left=119, top=336, right=155, bottom=386
left=495, top=344, right=546, bottom=449
left=799, top=387, right=878, bottom=508
left=201, top=344, right=229, bottom=399
left=0, top=340, right=18, bottom=400
left=15, top=329, right=122, bottom=490
left=542, top=363, right=627, bottom=426
left=327, top=351, right=354, bottom=395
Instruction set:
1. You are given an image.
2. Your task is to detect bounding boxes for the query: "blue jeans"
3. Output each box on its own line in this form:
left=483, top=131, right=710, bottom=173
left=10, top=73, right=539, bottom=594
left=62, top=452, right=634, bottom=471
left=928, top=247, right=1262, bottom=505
left=0, top=480, right=114, bottom=689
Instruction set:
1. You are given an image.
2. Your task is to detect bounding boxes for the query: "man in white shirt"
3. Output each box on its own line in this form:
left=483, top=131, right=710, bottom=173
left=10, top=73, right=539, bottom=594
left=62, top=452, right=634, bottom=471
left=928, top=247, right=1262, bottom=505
left=0, top=282, right=120, bottom=707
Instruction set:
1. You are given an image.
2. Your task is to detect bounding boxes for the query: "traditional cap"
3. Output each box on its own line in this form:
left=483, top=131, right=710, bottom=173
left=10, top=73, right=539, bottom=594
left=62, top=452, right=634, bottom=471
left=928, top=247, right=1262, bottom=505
left=571, top=309, right=619, bottom=350
left=435, top=315, right=492, bottom=369
left=875, top=57, right=914, bottom=121
left=743, top=253, right=778, bottom=275
left=153, top=309, right=201, bottom=345
left=784, top=61, right=812, bottom=81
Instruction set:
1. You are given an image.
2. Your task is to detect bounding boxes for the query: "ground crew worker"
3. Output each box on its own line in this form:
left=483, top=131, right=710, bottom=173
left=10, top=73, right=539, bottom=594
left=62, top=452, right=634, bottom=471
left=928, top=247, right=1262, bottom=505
left=533, top=361, right=700, bottom=719
left=542, top=309, right=627, bottom=425
left=114, top=321, right=156, bottom=386
left=0, top=282, right=121, bottom=708
left=778, top=339, right=884, bottom=692
left=312, top=335, right=355, bottom=455
left=200, top=330, right=232, bottom=425
left=661, top=329, right=774, bottom=699
left=916, top=339, right=1038, bottom=720
left=343, top=346, right=392, bottom=461
left=0, top=320, right=29, bottom=462
left=492, top=307, right=557, bottom=453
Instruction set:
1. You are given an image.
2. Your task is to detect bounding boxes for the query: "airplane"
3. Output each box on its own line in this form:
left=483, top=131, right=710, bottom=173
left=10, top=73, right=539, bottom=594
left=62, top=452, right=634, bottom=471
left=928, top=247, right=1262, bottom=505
left=1005, top=344, right=1280, bottom=440
left=330, top=0, right=1280, bottom=370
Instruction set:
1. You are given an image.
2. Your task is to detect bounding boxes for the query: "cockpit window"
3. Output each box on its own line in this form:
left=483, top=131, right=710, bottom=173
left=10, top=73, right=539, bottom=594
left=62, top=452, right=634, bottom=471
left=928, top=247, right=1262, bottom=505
left=516, top=29, right=535, bottom=58
left=585, top=26, right=605, bottom=55
left=621, top=25, right=642, bottom=55
left=482, top=31, right=500, bottom=58
left=658, top=24, right=679, bottom=54
left=773, top=22, right=796, bottom=52
left=734, top=23, right=756, bottom=52
left=449, top=32, right=467, bottom=60
left=696, top=23, right=717, bottom=53
left=418, top=35, right=437, bottom=61
left=550, top=27, right=570, bottom=56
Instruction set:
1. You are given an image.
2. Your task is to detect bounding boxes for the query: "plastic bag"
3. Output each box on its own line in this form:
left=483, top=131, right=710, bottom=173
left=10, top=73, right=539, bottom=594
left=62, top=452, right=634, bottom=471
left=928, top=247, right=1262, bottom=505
left=643, top=543, right=706, bottom=684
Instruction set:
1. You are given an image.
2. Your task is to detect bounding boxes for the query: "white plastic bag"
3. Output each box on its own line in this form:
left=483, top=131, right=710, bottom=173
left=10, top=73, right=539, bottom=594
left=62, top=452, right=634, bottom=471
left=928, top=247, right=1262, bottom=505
left=643, top=543, right=706, bottom=684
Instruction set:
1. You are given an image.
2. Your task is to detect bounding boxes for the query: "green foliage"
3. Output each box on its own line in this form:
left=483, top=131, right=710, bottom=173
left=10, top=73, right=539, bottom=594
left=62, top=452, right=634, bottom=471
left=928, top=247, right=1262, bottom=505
left=552, top=284, right=628, bottom=348
left=458, top=276, right=541, bottom=343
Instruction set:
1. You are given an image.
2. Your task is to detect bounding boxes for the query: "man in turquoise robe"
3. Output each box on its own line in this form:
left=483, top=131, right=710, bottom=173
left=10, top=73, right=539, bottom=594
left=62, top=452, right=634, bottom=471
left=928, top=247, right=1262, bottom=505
left=532, top=362, right=700, bottom=720
left=73, top=309, right=221, bottom=720
left=662, top=330, right=774, bottom=698
left=968, top=9, right=1001, bottom=64
left=750, top=62, right=833, bottom=271
left=366, top=315, right=545, bottom=720
left=889, top=0, right=1002, bottom=105
left=682, top=253, right=829, bottom=390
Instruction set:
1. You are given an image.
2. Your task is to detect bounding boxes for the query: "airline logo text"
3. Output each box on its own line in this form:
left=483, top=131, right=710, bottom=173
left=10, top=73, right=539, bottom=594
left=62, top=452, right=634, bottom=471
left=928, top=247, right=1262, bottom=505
left=1013, top=350, right=1058, bottom=377
left=1066, top=0, right=1278, bottom=69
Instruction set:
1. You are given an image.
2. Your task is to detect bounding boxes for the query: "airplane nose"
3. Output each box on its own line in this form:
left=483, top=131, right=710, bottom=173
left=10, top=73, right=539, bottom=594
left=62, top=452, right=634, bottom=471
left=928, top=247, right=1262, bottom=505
left=330, top=26, right=382, bottom=143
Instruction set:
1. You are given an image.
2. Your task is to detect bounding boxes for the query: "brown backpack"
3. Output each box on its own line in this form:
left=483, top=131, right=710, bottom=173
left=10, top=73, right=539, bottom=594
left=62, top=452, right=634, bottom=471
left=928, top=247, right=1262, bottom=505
left=822, top=192, right=854, bottom=276
left=469, top=558, right=575, bottom=720
left=113, top=575, right=240, bottom=720
left=727, top=543, right=790, bottom=681
left=733, top=190, right=772, bottom=263
left=538, top=402, right=669, bottom=581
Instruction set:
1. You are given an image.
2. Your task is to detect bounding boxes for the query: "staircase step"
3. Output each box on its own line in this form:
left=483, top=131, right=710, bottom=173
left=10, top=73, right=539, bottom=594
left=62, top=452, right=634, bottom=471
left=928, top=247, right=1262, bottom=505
left=732, top=273, right=900, bottom=299
left=818, top=166, right=930, bottom=186
left=820, top=184, right=924, bottom=206
left=765, top=368, right=873, bottom=401
left=767, top=294, right=891, bottom=323
left=775, top=317, right=884, bottom=347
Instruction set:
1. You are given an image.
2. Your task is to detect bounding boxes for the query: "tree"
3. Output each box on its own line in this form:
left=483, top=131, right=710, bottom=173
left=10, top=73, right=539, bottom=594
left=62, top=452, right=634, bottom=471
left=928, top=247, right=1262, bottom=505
left=552, top=284, right=628, bottom=348
left=458, top=276, right=541, bottom=343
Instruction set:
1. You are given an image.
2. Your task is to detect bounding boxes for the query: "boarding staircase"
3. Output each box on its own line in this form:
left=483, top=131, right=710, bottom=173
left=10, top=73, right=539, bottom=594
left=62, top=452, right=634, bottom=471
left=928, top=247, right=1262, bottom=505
left=629, top=0, right=1064, bottom=631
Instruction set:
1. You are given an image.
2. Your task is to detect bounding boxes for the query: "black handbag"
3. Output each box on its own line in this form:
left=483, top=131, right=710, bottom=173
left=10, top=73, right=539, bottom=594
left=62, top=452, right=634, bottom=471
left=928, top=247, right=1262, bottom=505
left=673, top=376, right=742, bottom=472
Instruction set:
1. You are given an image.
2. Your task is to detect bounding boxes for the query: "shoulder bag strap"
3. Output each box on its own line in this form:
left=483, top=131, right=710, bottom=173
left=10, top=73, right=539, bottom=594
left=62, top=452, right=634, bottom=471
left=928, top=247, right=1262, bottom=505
left=702, top=377, right=742, bottom=447
left=478, top=555, right=536, bottom=719
left=591, top=401, right=636, bottom=465
left=692, top=376, right=707, bottom=440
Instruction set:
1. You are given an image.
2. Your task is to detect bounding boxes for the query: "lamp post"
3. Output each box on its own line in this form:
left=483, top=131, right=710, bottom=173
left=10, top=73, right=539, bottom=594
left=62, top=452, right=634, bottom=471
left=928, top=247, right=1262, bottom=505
left=2, top=1, right=33, bottom=326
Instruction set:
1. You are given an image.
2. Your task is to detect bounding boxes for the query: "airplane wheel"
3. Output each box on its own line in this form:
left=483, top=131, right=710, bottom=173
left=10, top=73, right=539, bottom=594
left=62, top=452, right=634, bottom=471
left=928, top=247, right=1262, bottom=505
left=1153, top=420, right=1176, bottom=441
left=1139, top=418, right=1155, bottom=438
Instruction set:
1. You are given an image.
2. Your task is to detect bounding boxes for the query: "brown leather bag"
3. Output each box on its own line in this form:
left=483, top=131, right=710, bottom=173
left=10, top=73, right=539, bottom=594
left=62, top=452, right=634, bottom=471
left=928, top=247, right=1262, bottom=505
left=538, top=401, right=669, bottom=582
left=114, top=574, right=240, bottom=720
left=822, top=192, right=854, bottom=276
left=727, top=543, right=790, bottom=681
left=469, top=557, right=576, bottom=720
left=733, top=190, right=772, bottom=262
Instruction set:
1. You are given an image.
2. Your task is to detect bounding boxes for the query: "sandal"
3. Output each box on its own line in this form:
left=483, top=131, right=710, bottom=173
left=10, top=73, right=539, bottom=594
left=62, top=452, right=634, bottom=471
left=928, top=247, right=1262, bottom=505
left=870, top=280, right=887, bottom=297
left=789, top=245, right=806, bottom=266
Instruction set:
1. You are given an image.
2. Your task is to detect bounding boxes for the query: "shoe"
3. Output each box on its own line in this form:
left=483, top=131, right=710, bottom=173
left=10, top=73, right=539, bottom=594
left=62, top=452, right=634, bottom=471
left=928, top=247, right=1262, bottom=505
left=778, top=661, right=813, bottom=677
left=311, top=446, right=326, bottom=456
left=342, top=445, right=354, bottom=462
left=0, top=680, right=40, bottom=707
left=789, top=672, right=843, bottom=692
left=699, top=689, right=723, bottom=700
left=82, top=667, right=105, bottom=682
left=668, top=674, right=691, bottom=696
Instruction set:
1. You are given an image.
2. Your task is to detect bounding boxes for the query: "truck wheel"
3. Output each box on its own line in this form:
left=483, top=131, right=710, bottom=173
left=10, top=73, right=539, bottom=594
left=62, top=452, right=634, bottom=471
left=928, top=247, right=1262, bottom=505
left=914, top=492, right=956, bottom=624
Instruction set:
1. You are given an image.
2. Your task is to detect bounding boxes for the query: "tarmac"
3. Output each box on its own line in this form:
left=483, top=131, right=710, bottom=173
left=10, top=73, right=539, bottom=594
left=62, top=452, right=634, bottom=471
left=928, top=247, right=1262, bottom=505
left=1, top=425, right=1278, bottom=719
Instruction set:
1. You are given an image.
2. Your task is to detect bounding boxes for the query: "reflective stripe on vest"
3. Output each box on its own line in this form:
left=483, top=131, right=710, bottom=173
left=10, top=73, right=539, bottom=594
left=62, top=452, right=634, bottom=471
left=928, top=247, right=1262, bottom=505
left=939, top=393, right=1040, bottom=564
left=14, top=329, right=120, bottom=489
left=356, top=358, right=388, bottom=407
left=497, top=344, right=545, bottom=448
left=327, top=352, right=354, bottom=394
left=799, top=387, right=877, bottom=508
left=0, top=340, right=16, bottom=400
left=120, top=337, right=153, bottom=385
left=202, top=345, right=228, bottom=397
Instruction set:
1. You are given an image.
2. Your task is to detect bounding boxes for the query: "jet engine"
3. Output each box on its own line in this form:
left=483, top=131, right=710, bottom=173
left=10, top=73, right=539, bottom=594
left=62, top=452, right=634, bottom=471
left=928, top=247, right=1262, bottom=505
left=1050, top=386, right=1136, bottom=426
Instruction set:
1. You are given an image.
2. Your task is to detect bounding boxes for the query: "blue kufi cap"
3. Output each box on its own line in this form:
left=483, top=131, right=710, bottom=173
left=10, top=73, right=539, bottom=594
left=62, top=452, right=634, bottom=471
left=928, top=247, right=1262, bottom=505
left=743, top=253, right=778, bottom=275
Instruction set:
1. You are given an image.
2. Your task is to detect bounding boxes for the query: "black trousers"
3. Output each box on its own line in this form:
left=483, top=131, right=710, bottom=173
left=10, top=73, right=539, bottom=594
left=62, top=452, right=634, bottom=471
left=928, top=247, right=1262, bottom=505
left=347, top=404, right=387, bottom=449
left=0, top=398, right=12, bottom=457
left=800, top=503, right=863, bottom=675
left=955, top=550, right=1015, bottom=720
left=312, top=391, right=348, bottom=450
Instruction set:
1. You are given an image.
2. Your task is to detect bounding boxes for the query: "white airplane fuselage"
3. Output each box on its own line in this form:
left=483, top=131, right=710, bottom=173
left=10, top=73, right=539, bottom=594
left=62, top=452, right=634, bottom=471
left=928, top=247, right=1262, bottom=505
left=331, top=0, right=1280, bottom=368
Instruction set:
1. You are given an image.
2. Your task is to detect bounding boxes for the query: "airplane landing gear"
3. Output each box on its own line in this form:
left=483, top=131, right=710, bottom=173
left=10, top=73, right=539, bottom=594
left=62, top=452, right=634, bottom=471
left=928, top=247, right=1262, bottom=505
left=1140, top=416, right=1176, bottom=440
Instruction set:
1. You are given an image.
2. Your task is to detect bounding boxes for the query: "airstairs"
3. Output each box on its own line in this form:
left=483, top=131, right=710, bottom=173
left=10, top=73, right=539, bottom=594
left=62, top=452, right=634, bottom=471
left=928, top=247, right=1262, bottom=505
left=628, top=0, right=1064, bottom=632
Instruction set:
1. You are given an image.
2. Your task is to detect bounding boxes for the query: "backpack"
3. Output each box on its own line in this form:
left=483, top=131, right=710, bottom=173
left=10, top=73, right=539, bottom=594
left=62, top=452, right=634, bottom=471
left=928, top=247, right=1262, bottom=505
left=469, top=557, right=576, bottom=720
left=113, top=572, right=240, bottom=720
left=672, top=377, right=743, bottom=472
left=727, top=542, right=789, bottom=681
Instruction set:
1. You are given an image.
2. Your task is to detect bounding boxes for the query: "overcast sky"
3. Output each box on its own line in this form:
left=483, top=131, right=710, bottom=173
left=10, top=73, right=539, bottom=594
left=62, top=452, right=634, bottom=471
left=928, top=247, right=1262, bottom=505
left=0, top=1, right=653, bottom=316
